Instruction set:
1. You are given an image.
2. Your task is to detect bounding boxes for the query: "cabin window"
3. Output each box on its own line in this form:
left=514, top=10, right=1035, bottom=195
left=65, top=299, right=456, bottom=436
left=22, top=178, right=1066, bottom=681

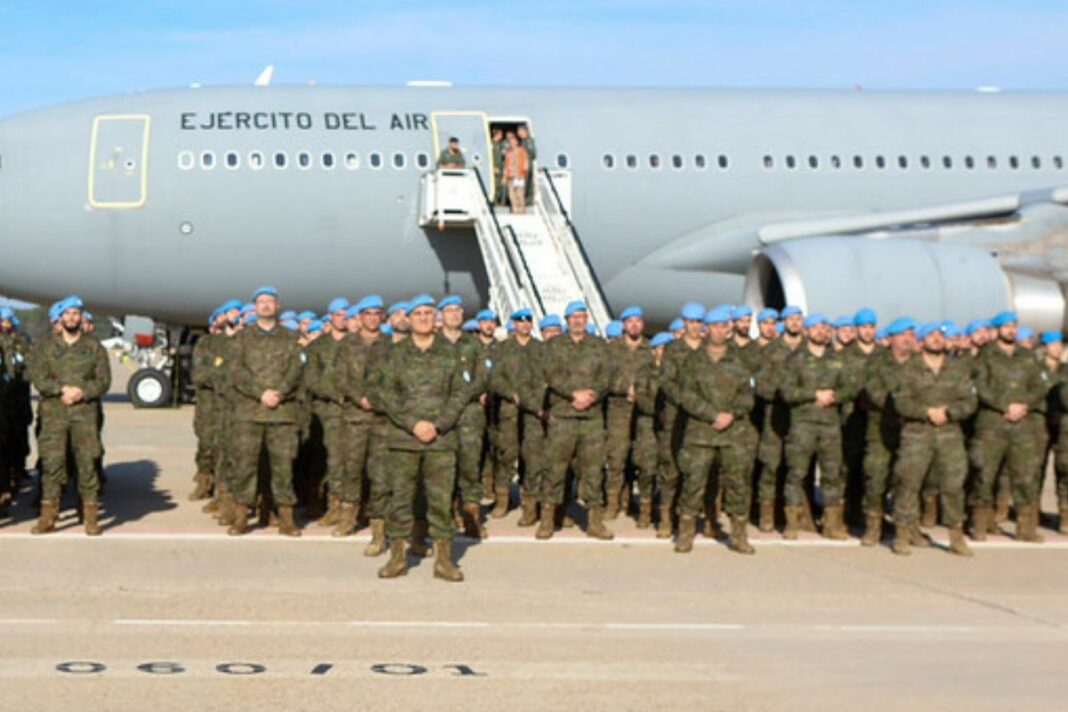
left=920, top=155, right=931, bottom=169
left=853, top=155, right=864, bottom=169
left=224, top=151, right=239, bottom=169
left=897, top=155, right=907, bottom=169
left=392, top=152, right=406, bottom=169
left=808, top=155, right=818, bottom=169
left=763, top=155, right=774, bottom=169
left=830, top=155, right=841, bottom=169
left=694, top=154, right=707, bottom=170
left=785, top=155, right=797, bottom=170
left=987, top=155, right=997, bottom=169
left=875, top=155, right=886, bottom=169
left=297, top=152, right=312, bottom=169
left=344, top=152, right=359, bottom=169
left=200, top=151, right=215, bottom=170
left=556, top=153, right=569, bottom=168
left=1054, top=156, right=1064, bottom=170
left=1009, top=155, right=1019, bottom=169
left=321, top=152, right=336, bottom=170
left=603, top=154, right=615, bottom=170
left=942, top=155, right=953, bottom=169
left=964, top=156, right=975, bottom=169
left=248, top=151, right=264, bottom=170
left=369, top=152, right=383, bottom=169
left=1032, top=155, right=1041, bottom=169
left=177, top=151, right=194, bottom=170
left=625, top=154, right=638, bottom=170
left=671, top=154, right=683, bottom=170
left=416, top=153, right=430, bottom=169
left=648, top=154, right=661, bottom=170
left=717, top=154, right=729, bottom=169
left=273, top=151, right=287, bottom=169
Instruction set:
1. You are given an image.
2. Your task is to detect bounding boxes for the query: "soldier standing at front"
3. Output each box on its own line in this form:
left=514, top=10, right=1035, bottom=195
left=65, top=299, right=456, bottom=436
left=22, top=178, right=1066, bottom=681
left=228, top=286, right=304, bottom=537
left=28, top=295, right=111, bottom=536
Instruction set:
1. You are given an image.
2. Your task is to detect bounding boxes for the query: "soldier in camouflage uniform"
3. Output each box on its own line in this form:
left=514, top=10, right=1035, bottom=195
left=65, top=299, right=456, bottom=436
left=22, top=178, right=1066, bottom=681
left=376, top=294, right=471, bottom=582
left=838, top=308, right=879, bottom=528
left=515, top=314, right=561, bottom=529
left=0, top=306, right=31, bottom=503
left=204, top=301, right=243, bottom=525
left=1038, top=331, right=1068, bottom=534
left=27, top=295, right=111, bottom=536
left=603, top=305, right=657, bottom=523
left=190, top=309, right=227, bottom=501
left=969, top=311, right=1048, bottom=542
left=891, top=323, right=977, bottom=556
left=335, top=306, right=376, bottom=541
left=537, top=301, right=614, bottom=540
left=780, top=313, right=855, bottom=540
left=676, top=307, right=758, bottom=554
left=227, top=286, right=304, bottom=537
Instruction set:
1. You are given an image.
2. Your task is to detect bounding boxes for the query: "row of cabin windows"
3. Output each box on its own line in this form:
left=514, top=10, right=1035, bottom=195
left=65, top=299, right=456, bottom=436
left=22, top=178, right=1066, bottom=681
left=602, top=153, right=731, bottom=171
left=763, top=153, right=1065, bottom=171
left=177, top=150, right=434, bottom=172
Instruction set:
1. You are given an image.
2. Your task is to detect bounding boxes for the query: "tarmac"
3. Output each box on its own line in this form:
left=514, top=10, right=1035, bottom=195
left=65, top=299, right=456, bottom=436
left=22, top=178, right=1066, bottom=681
left=1, top=356, right=1066, bottom=711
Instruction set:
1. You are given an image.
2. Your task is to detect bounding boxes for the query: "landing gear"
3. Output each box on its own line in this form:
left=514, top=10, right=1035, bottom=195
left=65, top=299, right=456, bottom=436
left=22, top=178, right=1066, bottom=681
left=128, top=368, right=172, bottom=408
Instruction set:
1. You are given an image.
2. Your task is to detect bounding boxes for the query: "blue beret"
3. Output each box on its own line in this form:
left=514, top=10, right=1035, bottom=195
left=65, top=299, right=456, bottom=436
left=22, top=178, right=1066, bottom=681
left=327, top=297, right=349, bottom=314
left=680, top=301, right=706, bottom=321
left=344, top=304, right=361, bottom=319
left=408, top=294, right=435, bottom=310
left=220, top=299, right=243, bottom=313
left=853, top=308, right=877, bottom=326
left=242, top=302, right=256, bottom=313
left=564, top=300, right=588, bottom=317
left=668, top=317, right=684, bottom=332
left=476, top=308, right=496, bottom=322
left=944, top=325, right=963, bottom=338
left=605, top=320, right=623, bottom=338
left=462, top=319, right=478, bottom=332
left=886, top=317, right=916, bottom=336
left=47, top=302, right=62, bottom=323
left=0, top=306, right=15, bottom=320
left=246, top=313, right=258, bottom=324
left=965, top=319, right=988, bottom=336
left=833, top=316, right=853, bottom=329
left=307, top=319, right=324, bottom=334
left=731, top=304, right=753, bottom=319
left=437, top=295, right=463, bottom=309
left=82, top=310, right=93, bottom=322
left=381, top=324, right=394, bottom=336
left=539, top=314, right=562, bottom=330
left=756, top=308, right=778, bottom=322
left=586, top=323, right=598, bottom=335
left=704, top=306, right=733, bottom=325
left=1017, top=325, right=1034, bottom=341
left=62, top=294, right=85, bottom=311
left=650, top=332, right=674, bottom=348
left=354, top=295, right=384, bottom=313
left=208, top=308, right=221, bottom=326
left=803, top=313, right=830, bottom=329
left=1040, top=330, right=1062, bottom=345
left=387, top=301, right=409, bottom=316
left=775, top=322, right=785, bottom=334
left=10, top=316, right=18, bottom=328
left=280, top=310, right=297, bottom=321
left=297, top=310, right=316, bottom=322
left=991, top=311, right=1018, bottom=327
left=780, top=305, right=803, bottom=318
left=280, top=318, right=298, bottom=331
left=251, top=285, right=278, bottom=300
left=620, top=305, right=643, bottom=321
left=917, top=322, right=944, bottom=340
left=876, top=327, right=888, bottom=340
left=510, top=307, right=533, bottom=321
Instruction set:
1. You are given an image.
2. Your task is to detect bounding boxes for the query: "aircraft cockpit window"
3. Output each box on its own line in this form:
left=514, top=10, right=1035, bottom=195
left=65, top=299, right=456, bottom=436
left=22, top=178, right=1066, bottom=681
left=648, top=154, right=661, bottom=170
left=1032, top=156, right=1041, bottom=169
left=785, top=155, right=797, bottom=170
left=557, top=154, right=569, bottom=169
left=830, top=155, right=841, bottom=169
left=392, top=152, right=406, bottom=169
left=200, top=151, right=215, bottom=170
left=273, top=151, right=287, bottom=169
left=920, top=155, right=931, bottom=169
left=875, top=155, right=886, bottom=169
left=943, top=156, right=953, bottom=169
left=671, top=154, right=683, bottom=170
left=1009, top=156, right=1020, bottom=170
left=177, top=151, right=194, bottom=170
left=717, top=155, right=729, bottom=169
left=1054, top=156, right=1063, bottom=170
left=603, top=154, right=615, bottom=170
left=694, top=154, right=707, bottom=170
left=897, top=155, right=908, bottom=169
left=762, top=155, right=773, bottom=169
left=322, top=152, right=336, bottom=170
left=345, top=152, right=359, bottom=169
left=808, top=155, right=818, bottom=169
left=369, top=152, right=383, bottom=169
left=853, top=155, right=863, bottom=169
left=964, top=156, right=975, bottom=169
left=625, top=154, right=638, bottom=170
left=225, top=151, right=239, bottom=169
left=297, top=152, right=312, bottom=169
left=249, top=151, right=264, bottom=170
left=986, top=155, right=997, bottom=169
left=416, top=153, right=430, bottom=169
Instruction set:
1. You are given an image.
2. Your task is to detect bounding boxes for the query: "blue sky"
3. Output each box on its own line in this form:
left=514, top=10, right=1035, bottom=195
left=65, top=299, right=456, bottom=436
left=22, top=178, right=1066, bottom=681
left=0, top=0, right=1066, bottom=116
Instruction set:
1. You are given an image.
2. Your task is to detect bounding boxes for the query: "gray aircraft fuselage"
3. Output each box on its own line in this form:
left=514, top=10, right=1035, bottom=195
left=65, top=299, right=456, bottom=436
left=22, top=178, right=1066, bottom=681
left=0, top=84, right=1066, bottom=325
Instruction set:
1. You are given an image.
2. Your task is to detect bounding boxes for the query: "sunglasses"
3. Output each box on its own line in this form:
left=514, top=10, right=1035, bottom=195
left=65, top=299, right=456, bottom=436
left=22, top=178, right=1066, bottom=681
left=513, top=316, right=533, bottom=322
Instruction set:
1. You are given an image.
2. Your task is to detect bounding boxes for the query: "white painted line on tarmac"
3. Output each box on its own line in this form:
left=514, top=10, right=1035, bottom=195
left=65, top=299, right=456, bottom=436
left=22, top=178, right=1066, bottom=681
left=114, top=619, right=251, bottom=627
left=811, top=624, right=976, bottom=633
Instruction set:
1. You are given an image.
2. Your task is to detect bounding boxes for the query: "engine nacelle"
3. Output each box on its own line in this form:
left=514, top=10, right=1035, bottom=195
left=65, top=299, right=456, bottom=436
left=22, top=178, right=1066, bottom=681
left=743, top=237, right=1067, bottom=332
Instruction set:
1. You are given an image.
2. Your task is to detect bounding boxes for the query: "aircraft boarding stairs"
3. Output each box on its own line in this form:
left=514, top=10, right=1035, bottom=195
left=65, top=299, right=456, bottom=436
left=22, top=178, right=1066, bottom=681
left=418, top=167, right=612, bottom=333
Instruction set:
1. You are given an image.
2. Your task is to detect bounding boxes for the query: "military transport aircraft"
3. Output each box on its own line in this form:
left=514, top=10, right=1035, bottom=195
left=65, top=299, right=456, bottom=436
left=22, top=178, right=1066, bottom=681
left=1, top=77, right=1067, bottom=403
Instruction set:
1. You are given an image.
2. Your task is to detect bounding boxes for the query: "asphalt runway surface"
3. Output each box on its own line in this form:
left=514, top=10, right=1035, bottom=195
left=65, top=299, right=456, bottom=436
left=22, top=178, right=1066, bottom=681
left=1, top=358, right=1066, bottom=711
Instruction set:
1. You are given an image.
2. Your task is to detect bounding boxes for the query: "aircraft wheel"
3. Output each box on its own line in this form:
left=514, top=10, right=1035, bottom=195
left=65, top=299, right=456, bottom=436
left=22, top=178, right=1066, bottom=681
left=128, top=368, right=172, bottom=408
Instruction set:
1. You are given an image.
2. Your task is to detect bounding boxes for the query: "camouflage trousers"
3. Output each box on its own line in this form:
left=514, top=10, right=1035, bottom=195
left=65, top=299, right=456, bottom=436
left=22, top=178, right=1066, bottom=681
left=756, top=403, right=789, bottom=503
left=319, top=412, right=347, bottom=500
left=456, top=404, right=488, bottom=504
left=862, top=410, right=900, bottom=513
left=605, top=398, right=634, bottom=499
left=363, top=417, right=392, bottom=519
left=493, top=404, right=520, bottom=493
left=230, top=421, right=298, bottom=507
left=39, top=408, right=101, bottom=502
left=893, top=422, right=967, bottom=526
left=543, top=416, right=605, bottom=507
left=520, top=412, right=547, bottom=498
left=385, top=448, right=457, bottom=540
left=212, top=406, right=235, bottom=496
left=193, top=391, right=218, bottom=474
left=968, top=418, right=1039, bottom=509
left=656, top=409, right=682, bottom=507
left=1055, top=422, right=1068, bottom=507
left=606, top=402, right=658, bottom=502
left=785, top=419, right=843, bottom=507
left=678, top=437, right=753, bottom=518
left=338, top=417, right=371, bottom=505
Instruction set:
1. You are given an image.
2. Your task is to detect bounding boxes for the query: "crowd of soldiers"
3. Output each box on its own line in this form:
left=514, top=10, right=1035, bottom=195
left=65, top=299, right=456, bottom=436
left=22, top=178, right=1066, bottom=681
left=183, top=286, right=1067, bottom=582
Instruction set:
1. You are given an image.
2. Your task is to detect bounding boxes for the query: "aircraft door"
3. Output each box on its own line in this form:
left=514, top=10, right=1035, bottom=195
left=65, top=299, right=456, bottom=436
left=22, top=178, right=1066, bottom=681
left=429, top=110, right=492, bottom=191
left=88, top=114, right=150, bottom=209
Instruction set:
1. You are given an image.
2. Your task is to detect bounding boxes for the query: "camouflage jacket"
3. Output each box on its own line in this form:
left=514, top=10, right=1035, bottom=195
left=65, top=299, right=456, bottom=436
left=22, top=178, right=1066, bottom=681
left=516, top=338, right=549, bottom=417
left=27, top=333, right=111, bottom=418
left=337, top=333, right=376, bottom=424
left=893, top=355, right=977, bottom=425
left=780, top=344, right=855, bottom=426
left=304, top=333, right=347, bottom=417
left=840, top=341, right=881, bottom=412
left=543, top=334, right=612, bottom=420
left=754, top=336, right=803, bottom=402
left=606, top=337, right=655, bottom=414
left=678, top=347, right=756, bottom=446
left=378, top=335, right=470, bottom=450
left=231, top=323, right=304, bottom=423
left=490, top=335, right=538, bottom=419
left=974, top=342, right=1048, bottom=426
left=191, top=333, right=224, bottom=392
left=865, top=348, right=912, bottom=416
left=0, top=331, right=29, bottom=382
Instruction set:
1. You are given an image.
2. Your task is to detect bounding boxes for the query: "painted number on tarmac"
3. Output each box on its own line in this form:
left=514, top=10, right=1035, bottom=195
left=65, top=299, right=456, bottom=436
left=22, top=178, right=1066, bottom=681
left=55, top=661, right=487, bottom=677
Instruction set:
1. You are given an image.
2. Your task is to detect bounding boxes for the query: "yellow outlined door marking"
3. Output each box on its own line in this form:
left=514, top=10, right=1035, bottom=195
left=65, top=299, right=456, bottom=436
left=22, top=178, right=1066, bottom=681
left=88, top=114, right=151, bottom=209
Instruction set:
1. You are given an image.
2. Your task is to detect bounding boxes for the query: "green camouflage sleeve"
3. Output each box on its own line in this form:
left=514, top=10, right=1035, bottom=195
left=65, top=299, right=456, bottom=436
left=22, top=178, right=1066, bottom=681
left=79, top=341, right=112, bottom=401
left=27, top=341, right=61, bottom=397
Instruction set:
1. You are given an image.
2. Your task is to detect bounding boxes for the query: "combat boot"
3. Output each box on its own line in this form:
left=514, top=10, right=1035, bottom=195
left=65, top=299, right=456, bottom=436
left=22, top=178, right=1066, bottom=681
left=490, top=488, right=510, bottom=519
left=655, top=506, right=674, bottom=539
left=729, top=516, right=755, bottom=555
left=201, top=497, right=220, bottom=514
left=410, top=521, right=431, bottom=557
left=1059, top=506, right=1068, bottom=535
left=637, top=498, right=653, bottom=529
left=83, top=501, right=102, bottom=536
left=216, top=493, right=235, bottom=526
left=517, top=494, right=538, bottom=528
left=799, top=492, right=817, bottom=532
left=1016, top=505, right=1044, bottom=543
left=920, top=493, right=938, bottom=528
left=318, top=493, right=340, bottom=527
left=861, top=510, right=883, bottom=547
left=363, top=518, right=387, bottom=557
left=783, top=505, right=800, bottom=540
left=536, top=503, right=555, bottom=540
left=948, top=525, right=974, bottom=557
left=586, top=507, right=615, bottom=541
left=675, top=514, right=696, bottom=553
left=461, top=502, right=487, bottom=539
left=758, top=500, right=775, bottom=533
left=969, top=507, right=991, bottom=542
left=277, top=506, right=301, bottom=537
left=891, top=523, right=910, bottom=556
left=31, top=499, right=58, bottom=535
left=332, top=503, right=357, bottom=538
left=227, top=504, right=249, bottom=536
left=189, top=471, right=213, bottom=501
left=994, top=492, right=1011, bottom=523
left=377, top=539, right=408, bottom=579
left=604, top=488, right=621, bottom=521
left=907, top=522, right=929, bottom=548
left=821, top=504, right=849, bottom=541
left=432, top=538, right=464, bottom=583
